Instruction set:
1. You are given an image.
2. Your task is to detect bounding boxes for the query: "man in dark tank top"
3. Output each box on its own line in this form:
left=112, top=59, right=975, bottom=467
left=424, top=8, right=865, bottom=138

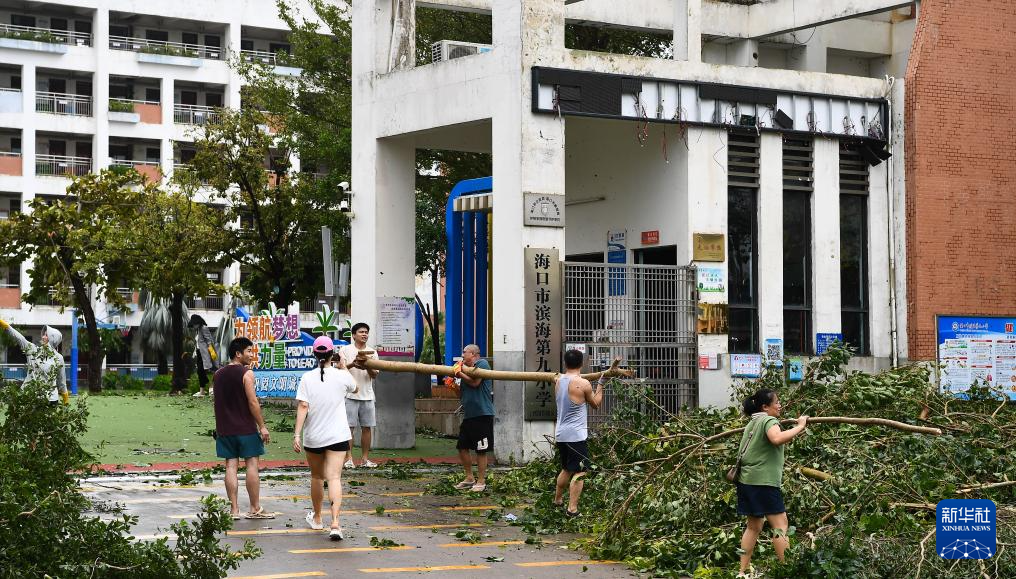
left=213, top=337, right=274, bottom=520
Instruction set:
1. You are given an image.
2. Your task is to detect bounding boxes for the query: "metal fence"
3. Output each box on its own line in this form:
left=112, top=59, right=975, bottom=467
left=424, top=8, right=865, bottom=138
left=108, top=35, right=223, bottom=60
left=36, top=155, right=91, bottom=177
left=173, top=104, right=221, bottom=125
left=0, top=23, right=91, bottom=46
left=35, top=92, right=93, bottom=117
left=1, top=364, right=158, bottom=383
left=563, top=262, right=698, bottom=427
left=241, top=49, right=283, bottom=66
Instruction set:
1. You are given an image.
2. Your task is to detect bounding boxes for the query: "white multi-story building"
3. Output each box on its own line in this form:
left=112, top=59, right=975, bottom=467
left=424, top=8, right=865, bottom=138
left=0, top=0, right=307, bottom=368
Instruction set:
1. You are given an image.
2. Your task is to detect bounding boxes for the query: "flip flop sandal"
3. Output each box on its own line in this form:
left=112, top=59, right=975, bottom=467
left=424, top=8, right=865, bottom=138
left=453, top=480, right=476, bottom=490
left=244, top=507, right=276, bottom=520
left=565, top=509, right=581, bottom=518
left=231, top=513, right=243, bottom=521
left=469, top=483, right=487, bottom=492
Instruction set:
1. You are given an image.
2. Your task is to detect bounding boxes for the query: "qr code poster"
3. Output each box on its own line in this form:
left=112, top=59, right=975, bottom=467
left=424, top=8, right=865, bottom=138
left=764, top=338, right=784, bottom=368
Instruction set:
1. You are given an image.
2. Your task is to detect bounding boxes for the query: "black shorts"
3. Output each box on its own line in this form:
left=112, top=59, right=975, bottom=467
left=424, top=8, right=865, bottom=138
left=736, top=483, right=786, bottom=517
left=457, top=415, right=494, bottom=453
left=304, top=440, right=351, bottom=454
left=557, top=441, right=591, bottom=473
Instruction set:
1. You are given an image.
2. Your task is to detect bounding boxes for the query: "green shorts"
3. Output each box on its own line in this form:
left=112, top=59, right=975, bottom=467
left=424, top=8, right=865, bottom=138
left=216, top=432, right=265, bottom=460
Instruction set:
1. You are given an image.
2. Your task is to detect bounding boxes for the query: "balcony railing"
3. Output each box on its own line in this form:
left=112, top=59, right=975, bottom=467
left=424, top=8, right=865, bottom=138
left=36, top=154, right=91, bottom=177
left=109, top=35, right=223, bottom=60
left=111, top=159, right=161, bottom=182
left=187, top=295, right=224, bottom=310
left=36, top=91, right=92, bottom=117
left=174, top=104, right=221, bottom=125
left=241, top=49, right=286, bottom=66
left=0, top=23, right=92, bottom=46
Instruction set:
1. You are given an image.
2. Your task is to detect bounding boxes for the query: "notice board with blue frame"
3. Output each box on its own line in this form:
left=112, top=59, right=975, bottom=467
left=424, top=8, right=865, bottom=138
left=937, top=315, right=1016, bottom=401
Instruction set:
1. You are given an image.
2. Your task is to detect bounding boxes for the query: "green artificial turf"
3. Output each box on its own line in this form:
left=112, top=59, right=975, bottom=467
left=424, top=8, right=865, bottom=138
left=77, top=394, right=457, bottom=466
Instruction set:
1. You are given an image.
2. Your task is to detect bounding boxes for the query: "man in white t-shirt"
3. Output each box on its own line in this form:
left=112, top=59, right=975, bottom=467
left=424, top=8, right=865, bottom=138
left=339, top=322, right=380, bottom=468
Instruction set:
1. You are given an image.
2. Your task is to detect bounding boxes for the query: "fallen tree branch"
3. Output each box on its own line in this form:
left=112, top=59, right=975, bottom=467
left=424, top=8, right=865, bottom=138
left=800, top=467, right=834, bottom=481
left=693, top=417, right=942, bottom=443
left=957, top=480, right=1016, bottom=494
left=351, top=352, right=634, bottom=383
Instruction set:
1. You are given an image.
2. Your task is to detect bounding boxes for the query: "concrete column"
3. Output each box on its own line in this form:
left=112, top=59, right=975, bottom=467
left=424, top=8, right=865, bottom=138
left=94, top=7, right=109, bottom=170
left=868, top=161, right=891, bottom=359
left=673, top=0, right=702, bottom=62
left=489, top=0, right=567, bottom=464
left=789, top=30, right=827, bottom=73
left=730, top=39, right=759, bottom=68
left=684, top=127, right=728, bottom=409
left=811, top=138, right=841, bottom=345
left=160, top=76, right=173, bottom=127
left=21, top=64, right=35, bottom=182
left=757, top=133, right=783, bottom=345
left=226, top=20, right=243, bottom=109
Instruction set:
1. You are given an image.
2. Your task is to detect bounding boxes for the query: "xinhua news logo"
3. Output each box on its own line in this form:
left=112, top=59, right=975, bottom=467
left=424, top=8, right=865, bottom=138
left=936, top=499, right=996, bottom=560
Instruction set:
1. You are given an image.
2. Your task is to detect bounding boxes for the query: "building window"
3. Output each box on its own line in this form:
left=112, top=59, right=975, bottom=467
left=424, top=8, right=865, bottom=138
left=840, top=143, right=870, bottom=355
left=783, top=137, right=813, bottom=355
left=728, top=132, right=760, bottom=353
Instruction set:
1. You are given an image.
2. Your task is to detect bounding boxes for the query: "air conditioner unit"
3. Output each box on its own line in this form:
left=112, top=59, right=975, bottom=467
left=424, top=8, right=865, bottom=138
left=431, top=40, right=492, bottom=63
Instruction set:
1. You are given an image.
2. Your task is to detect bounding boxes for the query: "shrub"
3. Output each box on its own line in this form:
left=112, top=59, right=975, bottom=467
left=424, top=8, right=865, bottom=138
left=150, top=374, right=173, bottom=392
left=101, top=372, right=146, bottom=392
left=0, top=378, right=260, bottom=576
left=109, top=99, right=136, bottom=113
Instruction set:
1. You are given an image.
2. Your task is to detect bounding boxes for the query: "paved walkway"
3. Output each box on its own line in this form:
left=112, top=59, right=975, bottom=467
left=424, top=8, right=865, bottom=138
left=82, top=470, right=632, bottom=579
left=87, top=456, right=460, bottom=474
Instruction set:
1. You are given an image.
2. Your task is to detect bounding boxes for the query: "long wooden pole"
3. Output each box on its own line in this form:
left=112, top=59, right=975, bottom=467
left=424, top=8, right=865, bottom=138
left=350, top=352, right=632, bottom=384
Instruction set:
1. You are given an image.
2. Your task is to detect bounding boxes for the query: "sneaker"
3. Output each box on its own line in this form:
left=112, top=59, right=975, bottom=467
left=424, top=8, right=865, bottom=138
left=329, top=527, right=344, bottom=541
left=344, top=459, right=355, bottom=469
left=192, top=391, right=205, bottom=397
left=305, top=511, right=323, bottom=530
left=453, top=480, right=476, bottom=490
left=362, top=460, right=378, bottom=468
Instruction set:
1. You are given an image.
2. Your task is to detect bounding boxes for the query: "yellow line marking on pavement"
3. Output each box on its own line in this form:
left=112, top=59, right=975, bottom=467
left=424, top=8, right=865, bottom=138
left=380, top=492, right=424, bottom=497
left=438, top=540, right=525, bottom=548
left=133, top=534, right=173, bottom=541
left=358, top=565, right=489, bottom=573
left=290, top=546, right=415, bottom=554
left=228, top=568, right=327, bottom=572
left=369, top=523, right=482, bottom=531
left=438, top=505, right=499, bottom=511
left=515, top=560, right=618, bottom=568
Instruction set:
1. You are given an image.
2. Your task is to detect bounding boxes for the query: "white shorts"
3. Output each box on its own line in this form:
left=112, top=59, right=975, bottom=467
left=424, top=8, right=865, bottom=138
left=346, top=399, right=376, bottom=428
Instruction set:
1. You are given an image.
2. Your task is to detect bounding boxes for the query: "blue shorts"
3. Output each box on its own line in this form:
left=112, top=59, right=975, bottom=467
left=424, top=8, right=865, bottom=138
left=736, top=482, right=786, bottom=517
left=216, top=433, right=265, bottom=460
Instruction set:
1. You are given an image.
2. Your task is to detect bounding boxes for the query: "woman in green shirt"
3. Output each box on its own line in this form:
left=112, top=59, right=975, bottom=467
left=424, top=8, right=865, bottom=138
left=735, top=389, right=808, bottom=577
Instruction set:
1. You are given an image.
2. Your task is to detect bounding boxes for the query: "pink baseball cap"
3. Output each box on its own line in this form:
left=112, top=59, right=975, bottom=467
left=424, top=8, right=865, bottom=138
left=312, top=335, right=334, bottom=354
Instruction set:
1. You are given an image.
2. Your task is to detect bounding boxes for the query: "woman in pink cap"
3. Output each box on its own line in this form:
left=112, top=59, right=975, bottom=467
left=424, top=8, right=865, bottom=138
left=292, top=335, right=358, bottom=540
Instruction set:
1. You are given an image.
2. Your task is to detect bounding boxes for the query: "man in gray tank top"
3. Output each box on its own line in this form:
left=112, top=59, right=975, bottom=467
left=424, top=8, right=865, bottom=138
left=553, top=349, right=605, bottom=517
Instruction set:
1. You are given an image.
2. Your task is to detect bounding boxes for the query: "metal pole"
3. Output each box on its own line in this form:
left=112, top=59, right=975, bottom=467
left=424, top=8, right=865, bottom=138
left=70, top=308, right=78, bottom=395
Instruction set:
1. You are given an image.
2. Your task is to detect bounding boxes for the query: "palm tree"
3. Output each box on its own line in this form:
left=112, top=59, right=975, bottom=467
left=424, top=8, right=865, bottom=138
left=139, top=293, right=189, bottom=375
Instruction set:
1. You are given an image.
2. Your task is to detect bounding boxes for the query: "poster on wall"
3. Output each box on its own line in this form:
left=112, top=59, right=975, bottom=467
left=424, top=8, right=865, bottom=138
left=607, top=230, right=627, bottom=297
left=816, top=333, right=844, bottom=355
left=764, top=338, right=784, bottom=368
left=233, top=307, right=346, bottom=398
left=697, top=303, right=729, bottom=334
left=376, top=296, right=416, bottom=356
left=937, top=315, right=1016, bottom=400
left=731, top=354, right=762, bottom=378
left=696, top=267, right=725, bottom=293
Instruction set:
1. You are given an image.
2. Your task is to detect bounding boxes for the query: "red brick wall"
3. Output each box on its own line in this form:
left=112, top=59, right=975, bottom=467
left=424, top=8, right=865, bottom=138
left=904, top=1, right=1016, bottom=360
